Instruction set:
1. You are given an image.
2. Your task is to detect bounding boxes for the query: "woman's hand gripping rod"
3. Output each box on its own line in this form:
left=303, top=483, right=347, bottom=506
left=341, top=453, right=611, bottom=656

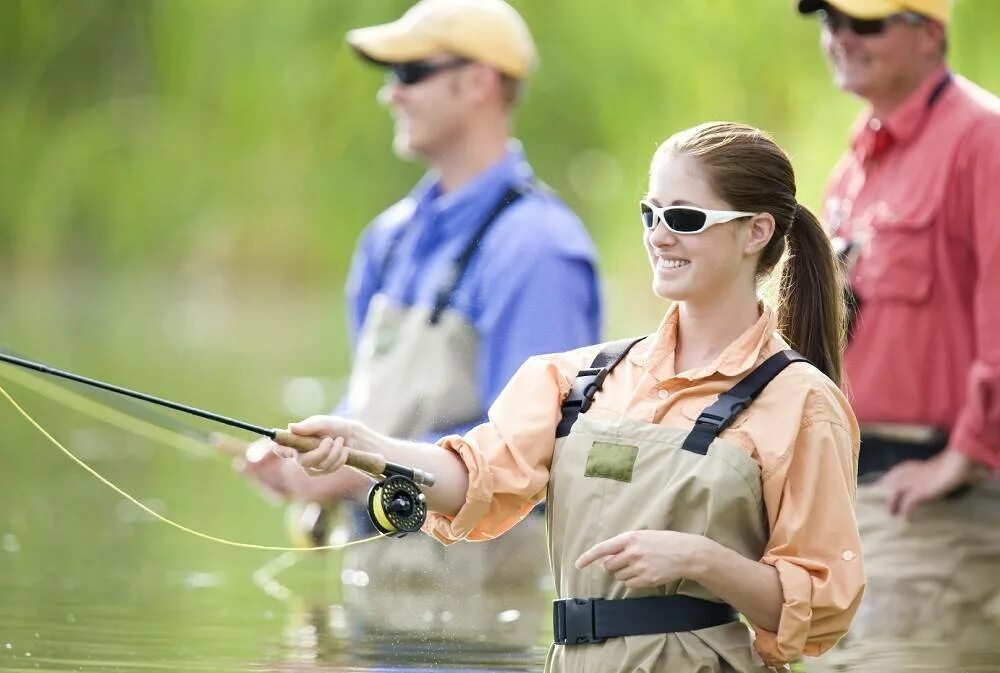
left=270, top=429, right=436, bottom=487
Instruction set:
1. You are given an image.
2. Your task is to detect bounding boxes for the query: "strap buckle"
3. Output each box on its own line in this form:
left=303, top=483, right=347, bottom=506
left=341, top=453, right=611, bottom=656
left=696, top=394, right=752, bottom=433
left=553, top=598, right=606, bottom=645
left=569, top=368, right=606, bottom=414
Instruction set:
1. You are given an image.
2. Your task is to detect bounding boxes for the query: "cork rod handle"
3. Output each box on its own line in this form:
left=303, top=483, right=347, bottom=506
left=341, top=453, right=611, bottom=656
left=272, top=429, right=388, bottom=478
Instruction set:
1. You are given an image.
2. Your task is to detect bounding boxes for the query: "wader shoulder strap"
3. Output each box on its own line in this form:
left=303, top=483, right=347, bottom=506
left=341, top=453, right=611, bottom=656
left=555, top=337, right=646, bottom=438
left=681, top=350, right=810, bottom=455
left=429, top=184, right=530, bottom=324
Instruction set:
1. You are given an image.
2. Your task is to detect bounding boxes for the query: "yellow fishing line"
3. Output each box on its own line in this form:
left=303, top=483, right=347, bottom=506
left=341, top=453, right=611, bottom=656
left=0, top=364, right=214, bottom=458
left=0, top=381, right=384, bottom=551
left=370, top=488, right=395, bottom=532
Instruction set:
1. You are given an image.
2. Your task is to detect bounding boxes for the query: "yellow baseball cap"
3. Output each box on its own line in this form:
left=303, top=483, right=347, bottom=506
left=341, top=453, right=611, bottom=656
left=346, top=0, right=538, bottom=80
left=797, top=0, right=951, bottom=24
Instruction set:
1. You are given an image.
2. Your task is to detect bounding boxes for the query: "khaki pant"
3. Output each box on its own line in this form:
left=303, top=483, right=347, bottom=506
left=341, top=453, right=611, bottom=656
left=806, top=480, right=1000, bottom=672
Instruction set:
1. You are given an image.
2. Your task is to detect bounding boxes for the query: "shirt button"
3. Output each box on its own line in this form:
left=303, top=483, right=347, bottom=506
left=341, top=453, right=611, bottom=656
left=657, top=390, right=669, bottom=400
left=868, top=118, right=882, bottom=131
left=842, top=550, right=856, bottom=561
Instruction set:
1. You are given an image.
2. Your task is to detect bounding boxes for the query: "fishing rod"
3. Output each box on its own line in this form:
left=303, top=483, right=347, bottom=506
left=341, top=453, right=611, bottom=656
left=0, top=351, right=240, bottom=459
left=0, top=351, right=432, bottom=537
left=0, top=353, right=348, bottom=548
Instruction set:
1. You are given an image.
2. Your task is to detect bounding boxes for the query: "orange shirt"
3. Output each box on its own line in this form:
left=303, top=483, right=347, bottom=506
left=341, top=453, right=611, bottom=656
left=824, top=66, right=1000, bottom=469
left=424, top=303, right=864, bottom=666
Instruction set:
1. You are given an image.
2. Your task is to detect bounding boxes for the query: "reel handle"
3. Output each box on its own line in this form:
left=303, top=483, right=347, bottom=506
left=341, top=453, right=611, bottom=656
left=272, top=429, right=388, bottom=478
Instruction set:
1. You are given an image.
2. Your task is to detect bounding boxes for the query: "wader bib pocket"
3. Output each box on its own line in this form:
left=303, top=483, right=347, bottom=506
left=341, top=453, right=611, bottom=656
left=584, top=442, right=639, bottom=482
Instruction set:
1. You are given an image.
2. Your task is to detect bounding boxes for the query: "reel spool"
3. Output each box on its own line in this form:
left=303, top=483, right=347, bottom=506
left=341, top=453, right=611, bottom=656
left=367, top=474, right=427, bottom=537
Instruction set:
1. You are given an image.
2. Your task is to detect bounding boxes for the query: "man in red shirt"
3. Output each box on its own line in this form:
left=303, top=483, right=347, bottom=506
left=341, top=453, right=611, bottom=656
left=797, top=0, right=1000, bottom=668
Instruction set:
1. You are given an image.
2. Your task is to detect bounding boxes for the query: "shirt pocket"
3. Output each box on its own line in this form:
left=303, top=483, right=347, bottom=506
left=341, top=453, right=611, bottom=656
left=855, top=203, right=937, bottom=304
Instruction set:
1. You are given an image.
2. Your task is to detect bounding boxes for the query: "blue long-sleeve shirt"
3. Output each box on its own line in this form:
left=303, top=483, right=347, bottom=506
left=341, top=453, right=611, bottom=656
left=342, top=144, right=602, bottom=440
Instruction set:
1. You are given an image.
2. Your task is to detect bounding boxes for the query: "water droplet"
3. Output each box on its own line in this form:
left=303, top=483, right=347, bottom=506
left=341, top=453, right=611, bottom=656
left=340, top=569, right=370, bottom=587
left=497, top=609, right=521, bottom=623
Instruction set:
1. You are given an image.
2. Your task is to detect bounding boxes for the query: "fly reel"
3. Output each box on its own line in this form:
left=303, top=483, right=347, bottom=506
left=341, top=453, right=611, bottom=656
left=367, top=474, right=427, bottom=537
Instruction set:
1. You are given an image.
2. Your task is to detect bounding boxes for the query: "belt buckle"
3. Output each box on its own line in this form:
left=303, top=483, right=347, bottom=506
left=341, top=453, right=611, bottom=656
left=553, top=598, right=605, bottom=645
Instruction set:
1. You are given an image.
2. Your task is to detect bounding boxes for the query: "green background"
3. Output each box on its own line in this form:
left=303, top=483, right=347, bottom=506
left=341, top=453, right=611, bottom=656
left=1, top=1, right=997, bottom=671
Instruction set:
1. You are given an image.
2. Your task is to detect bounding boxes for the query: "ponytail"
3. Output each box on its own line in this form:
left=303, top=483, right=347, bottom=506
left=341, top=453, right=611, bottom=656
left=661, top=122, right=847, bottom=385
left=777, top=204, right=846, bottom=386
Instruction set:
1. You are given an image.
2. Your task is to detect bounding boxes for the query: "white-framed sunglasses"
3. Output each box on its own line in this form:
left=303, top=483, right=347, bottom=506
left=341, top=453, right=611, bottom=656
left=640, top=199, right=756, bottom=235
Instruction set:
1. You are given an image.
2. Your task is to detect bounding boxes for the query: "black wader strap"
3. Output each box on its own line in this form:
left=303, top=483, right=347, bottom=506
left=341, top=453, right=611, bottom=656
left=429, top=185, right=528, bottom=325
left=553, top=595, right=738, bottom=645
left=681, top=350, right=810, bottom=455
left=555, top=337, right=645, bottom=439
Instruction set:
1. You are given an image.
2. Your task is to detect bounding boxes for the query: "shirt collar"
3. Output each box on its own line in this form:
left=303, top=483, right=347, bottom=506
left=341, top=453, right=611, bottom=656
left=409, top=140, right=534, bottom=226
left=851, top=65, right=951, bottom=157
left=628, top=302, right=779, bottom=382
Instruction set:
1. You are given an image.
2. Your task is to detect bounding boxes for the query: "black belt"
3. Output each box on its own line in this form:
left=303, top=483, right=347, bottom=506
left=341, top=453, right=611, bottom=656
left=552, top=595, right=738, bottom=645
left=858, top=429, right=973, bottom=498
left=858, top=430, right=948, bottom=483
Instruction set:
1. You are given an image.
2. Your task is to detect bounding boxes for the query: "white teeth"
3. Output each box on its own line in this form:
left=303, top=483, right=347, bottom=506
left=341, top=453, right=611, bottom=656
left=658, top=259, right=690, bottom=269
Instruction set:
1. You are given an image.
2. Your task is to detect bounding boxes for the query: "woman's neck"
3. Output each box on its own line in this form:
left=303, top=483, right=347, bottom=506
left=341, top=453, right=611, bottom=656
left=674, top=292, right=760, bottom=374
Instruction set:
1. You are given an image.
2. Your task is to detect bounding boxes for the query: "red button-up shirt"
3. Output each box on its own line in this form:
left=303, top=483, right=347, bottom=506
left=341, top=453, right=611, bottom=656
left=824, top=65, right=1000, bottom=470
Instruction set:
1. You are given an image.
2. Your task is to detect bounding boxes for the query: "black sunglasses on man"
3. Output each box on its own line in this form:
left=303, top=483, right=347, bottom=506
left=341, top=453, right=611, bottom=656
left=388, top=58, right=470, bottom=86
left=814, top=2, right=927, bottom=35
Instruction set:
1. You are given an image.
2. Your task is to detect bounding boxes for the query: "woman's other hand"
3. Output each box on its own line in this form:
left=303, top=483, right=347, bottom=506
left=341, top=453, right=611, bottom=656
left=575, top=530, right=708, bottom=589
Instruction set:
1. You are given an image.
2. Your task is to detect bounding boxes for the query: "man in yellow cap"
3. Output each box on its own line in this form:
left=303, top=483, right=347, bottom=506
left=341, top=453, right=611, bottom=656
left=797, top=1, right=1000, bottom=669
left=240, top=0, right=601, bottom=659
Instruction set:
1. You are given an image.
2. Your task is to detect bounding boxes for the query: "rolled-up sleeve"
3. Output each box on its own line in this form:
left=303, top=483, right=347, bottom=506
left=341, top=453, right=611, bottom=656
left=423, top=351, right=588, bottom=543
left=951, top=120, right=1000, bottom=471
left=753, top=418, right=865, bottom=666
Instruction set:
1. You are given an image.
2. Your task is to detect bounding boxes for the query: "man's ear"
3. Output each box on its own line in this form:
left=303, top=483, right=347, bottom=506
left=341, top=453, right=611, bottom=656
left=918, top=19, right=947, bottom=60
left=461, top=62, right=503, bottom=104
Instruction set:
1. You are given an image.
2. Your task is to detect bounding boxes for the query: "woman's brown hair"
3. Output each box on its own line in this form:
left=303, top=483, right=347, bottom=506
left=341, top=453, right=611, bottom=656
left=660, top=122, right=846, bottom=385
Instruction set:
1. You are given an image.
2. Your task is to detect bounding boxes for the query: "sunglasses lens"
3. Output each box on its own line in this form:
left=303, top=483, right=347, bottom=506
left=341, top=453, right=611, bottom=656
left=851, top=18, right=887, bottom=35
left=820, top=8, right=887, bottom=35
left=640, top=203, right=657, bottom=230
left=664, top=208, right=707, bottom=233
left=391, top=62, right=431, bottom=85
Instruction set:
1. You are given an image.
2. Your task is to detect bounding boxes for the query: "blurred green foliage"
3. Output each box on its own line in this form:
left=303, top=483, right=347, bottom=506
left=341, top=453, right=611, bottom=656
left=2, top=0, right=997, bottom=299
left=0, top=6, right=997, bottom=667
